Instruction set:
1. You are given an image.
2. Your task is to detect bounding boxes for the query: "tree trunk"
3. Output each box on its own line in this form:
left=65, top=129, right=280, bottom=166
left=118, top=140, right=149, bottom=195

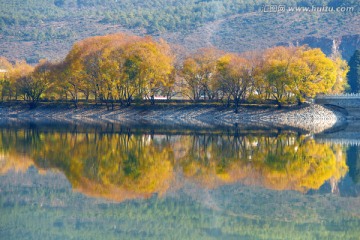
left=150, top=95, right=155, bottom=105
left=126, top=96, right=132, bottom=106
left=297, top=97, right=303, bottom=105
left=85, top=92, right=89, bottom=102
left=73, top=97, right=78, bottom=108
left=227, top=96, right=231, bottom=108
left=29, top=100, right=37, bottom=109
left=234, top=97, right=240, bottom=113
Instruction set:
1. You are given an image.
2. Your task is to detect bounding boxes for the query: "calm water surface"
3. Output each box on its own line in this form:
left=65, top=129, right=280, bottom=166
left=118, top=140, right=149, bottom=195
left=0, top=122, right=359, bottom=239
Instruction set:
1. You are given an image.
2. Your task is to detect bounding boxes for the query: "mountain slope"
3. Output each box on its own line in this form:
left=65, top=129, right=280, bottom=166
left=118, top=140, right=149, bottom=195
left=0, top=0, right=359, bottom=62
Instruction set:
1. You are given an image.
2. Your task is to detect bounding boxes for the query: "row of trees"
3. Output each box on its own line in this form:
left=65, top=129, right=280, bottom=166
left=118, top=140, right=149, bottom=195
left=181, top=46, right=347, bottom=110
left=0, top=33, right=349, bottom=109
left=0, top=34, right=175, bottom=108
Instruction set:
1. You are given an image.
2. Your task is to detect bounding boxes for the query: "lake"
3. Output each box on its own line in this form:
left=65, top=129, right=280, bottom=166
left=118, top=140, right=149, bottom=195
left=0, top=121, right=359, bottom=239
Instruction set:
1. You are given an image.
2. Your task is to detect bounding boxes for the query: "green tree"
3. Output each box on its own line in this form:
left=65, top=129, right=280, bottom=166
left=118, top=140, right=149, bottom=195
left=347, top=50, right=360, bottom=93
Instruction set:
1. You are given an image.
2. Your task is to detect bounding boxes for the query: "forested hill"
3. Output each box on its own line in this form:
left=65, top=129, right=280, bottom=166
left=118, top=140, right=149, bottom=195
left=0, top=0, right=359, bottom=63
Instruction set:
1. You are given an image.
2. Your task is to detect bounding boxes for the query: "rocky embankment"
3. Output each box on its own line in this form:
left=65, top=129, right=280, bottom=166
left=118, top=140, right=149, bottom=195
left=0, top=103, right=345, bottom=134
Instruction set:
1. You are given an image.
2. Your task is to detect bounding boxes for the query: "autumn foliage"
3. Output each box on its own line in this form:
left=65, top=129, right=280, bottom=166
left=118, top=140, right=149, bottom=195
left=0, top=129, right=348, bottom=202
left=0, top=33, right=348, bottom=108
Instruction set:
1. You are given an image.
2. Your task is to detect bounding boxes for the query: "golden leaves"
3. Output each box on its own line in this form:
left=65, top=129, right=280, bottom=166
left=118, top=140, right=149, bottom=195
left=0, top=130, right=349, bottom=201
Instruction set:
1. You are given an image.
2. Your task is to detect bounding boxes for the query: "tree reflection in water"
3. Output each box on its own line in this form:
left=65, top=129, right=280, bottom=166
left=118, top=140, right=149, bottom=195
left=0, top=127, right=349, bottom=202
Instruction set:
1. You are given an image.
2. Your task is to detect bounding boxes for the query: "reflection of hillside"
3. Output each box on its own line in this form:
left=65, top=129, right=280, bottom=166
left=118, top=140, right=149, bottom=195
left=0, top=128, right=348, bottom=202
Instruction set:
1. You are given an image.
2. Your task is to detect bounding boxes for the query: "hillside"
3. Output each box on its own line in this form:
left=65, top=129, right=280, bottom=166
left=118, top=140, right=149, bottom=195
left=0, top=0, right=359, bottom=62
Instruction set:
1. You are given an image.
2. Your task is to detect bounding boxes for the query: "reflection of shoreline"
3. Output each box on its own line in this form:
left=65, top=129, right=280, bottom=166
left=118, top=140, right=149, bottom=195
left=315, top=121, right=360, bottom=186
left=0, top=103, right=346, bottom=134
left=0, top=128, right=348, bottom=202
left=315, top=120, right=360, bottom=145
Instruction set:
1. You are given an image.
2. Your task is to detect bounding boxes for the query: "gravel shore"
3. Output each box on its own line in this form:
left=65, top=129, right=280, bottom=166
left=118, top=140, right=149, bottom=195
left=0, top=103, right=345, bottom=134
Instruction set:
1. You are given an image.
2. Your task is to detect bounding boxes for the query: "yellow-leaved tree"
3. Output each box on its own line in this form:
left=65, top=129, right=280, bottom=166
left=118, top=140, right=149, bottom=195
left=0, top=57, right=13, bottom=101
left=180, top=48, right=222, bottom=101
left=263, top=47, right=294, bottom=107
left=121, top=37, right=174, bottom=105
left=295, top=48, right=337, bottom=101
left=216, top=53, right=252, bottom=112
left=263, top=46, right=337, bottom=106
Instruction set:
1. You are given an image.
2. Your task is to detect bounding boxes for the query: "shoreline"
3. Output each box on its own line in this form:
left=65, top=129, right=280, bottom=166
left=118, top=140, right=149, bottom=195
left=0, top=103, right=346, bottom=134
